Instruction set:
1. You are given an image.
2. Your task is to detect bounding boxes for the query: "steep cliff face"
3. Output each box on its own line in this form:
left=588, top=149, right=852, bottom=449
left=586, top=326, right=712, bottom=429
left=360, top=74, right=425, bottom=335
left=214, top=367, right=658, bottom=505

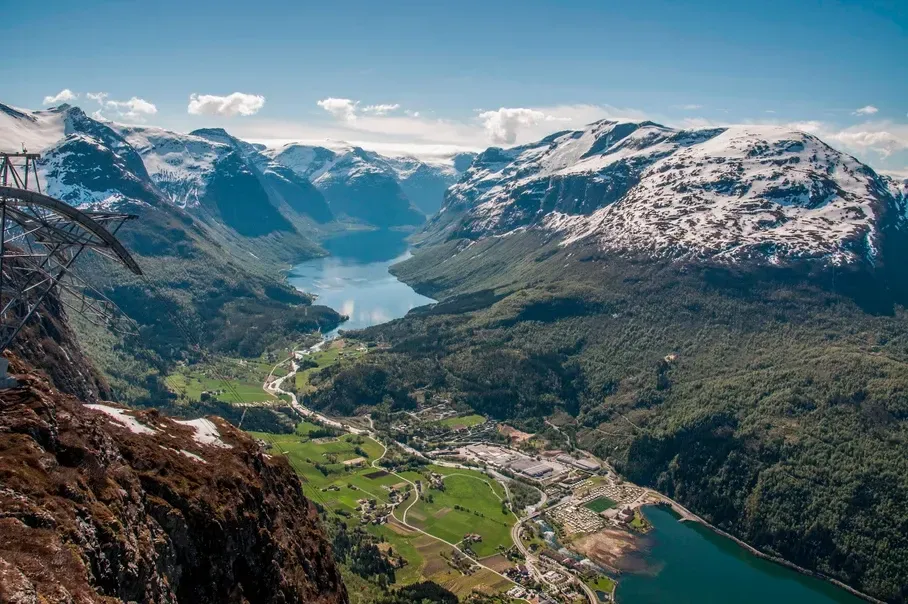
left=4, top=255, right=111, bottom=403
left=0, top=356, right=348, bottom=604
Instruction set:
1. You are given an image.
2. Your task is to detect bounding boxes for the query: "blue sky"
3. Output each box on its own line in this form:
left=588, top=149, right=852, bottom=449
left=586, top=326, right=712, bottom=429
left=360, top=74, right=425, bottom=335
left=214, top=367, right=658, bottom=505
left=1, top=0, right=906, bottom=171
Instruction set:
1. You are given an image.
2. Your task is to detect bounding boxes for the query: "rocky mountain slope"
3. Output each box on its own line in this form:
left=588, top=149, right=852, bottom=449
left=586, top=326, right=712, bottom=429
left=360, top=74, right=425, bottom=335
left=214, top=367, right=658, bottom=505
left=267, top=143, right=473, bottom=222
left=119, top=125, right=336, bottom=228
left=433, top=120, right=907, bottom=266
left=0, top=102, right=343, bottom=404
left=0, top=353, right=348, bottom=604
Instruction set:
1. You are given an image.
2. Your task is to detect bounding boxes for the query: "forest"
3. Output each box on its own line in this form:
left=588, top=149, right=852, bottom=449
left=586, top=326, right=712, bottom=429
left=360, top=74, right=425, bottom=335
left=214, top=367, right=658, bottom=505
left=306, top=231, right=908, bottom=602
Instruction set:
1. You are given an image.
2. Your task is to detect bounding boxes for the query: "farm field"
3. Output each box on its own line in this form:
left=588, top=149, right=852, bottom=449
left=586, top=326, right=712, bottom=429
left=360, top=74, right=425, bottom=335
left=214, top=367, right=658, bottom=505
left=165, top=370, right=270, bottom=403
left=164, top=355, right=282, bottom=403
left=405, top=468, right=517, bottom=558
left=372, top=521, right=511, bottom=597
left=250, top=425, right=516, bottom=598
left=246, top=427, right=393, bottom=511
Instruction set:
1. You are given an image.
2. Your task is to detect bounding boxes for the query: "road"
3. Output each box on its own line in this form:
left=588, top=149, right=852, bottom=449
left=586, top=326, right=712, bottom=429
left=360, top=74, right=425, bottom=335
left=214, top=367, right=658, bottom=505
left=264, top=342, right=367, bottom=435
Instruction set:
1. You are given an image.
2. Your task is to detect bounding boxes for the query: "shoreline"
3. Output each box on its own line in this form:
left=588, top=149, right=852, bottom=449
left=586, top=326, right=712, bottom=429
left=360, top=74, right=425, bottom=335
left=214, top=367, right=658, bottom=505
left=650, top=499, right=882, bottom=604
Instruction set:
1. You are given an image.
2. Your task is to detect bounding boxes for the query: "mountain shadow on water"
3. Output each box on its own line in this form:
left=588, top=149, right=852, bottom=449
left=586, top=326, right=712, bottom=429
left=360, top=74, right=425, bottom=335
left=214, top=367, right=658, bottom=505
left=322, top=229, right=412, bottom=263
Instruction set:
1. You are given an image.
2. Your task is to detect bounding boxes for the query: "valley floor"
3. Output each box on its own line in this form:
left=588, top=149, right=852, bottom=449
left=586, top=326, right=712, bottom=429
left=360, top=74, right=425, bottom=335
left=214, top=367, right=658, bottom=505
left=247, top=336, right=882, bottom=604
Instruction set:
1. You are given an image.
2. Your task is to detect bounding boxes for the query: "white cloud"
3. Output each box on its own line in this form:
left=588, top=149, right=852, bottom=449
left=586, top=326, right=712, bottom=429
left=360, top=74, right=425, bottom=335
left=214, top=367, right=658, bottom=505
left=784, top=120, right=825, bottom=134
left=238, top=101, right=652, bottom=157
left=679, top=117, right=718, bottom=129
left=317, top=97, right=359, bottom=122
left=478, top=107, right=573, bottom=144
left=317, top=98, right=406, bottom=121
left=86, top=92, right=157, bottom=122
left=879, top=167, right=908, bottom=181
left=362, top=103, right=400, bottom=115
left=187, top=92, right=265, bottom=117
left=43, top=89, right=77, bottom=105
left=853, top=105, right=879, bottom=116
left=827, top=126, right=908, bottom=157
left=107, top=97, right=157, bottom=118
left=675, top=104, right=703, bottom=110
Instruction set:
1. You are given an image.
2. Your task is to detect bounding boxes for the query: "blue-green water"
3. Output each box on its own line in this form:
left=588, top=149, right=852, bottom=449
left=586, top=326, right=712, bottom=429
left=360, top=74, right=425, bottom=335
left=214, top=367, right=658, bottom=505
left=616, top=507, right=864, bottom=604
left=288, top=230, right=434, bottom=334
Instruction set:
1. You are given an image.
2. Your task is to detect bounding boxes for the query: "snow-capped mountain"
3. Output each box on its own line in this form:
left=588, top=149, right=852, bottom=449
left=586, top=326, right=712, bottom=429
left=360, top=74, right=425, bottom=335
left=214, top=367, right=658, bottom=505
left=438, top=120, right=907, bottom=265
left=0, top=102, right=325, bottom=266
left=0, top=101, right=471, bottom=233
left=267, top=143, right=474, bottom=222
left=117, top=125, right=333, bottom=229
left=0, top=103, right=160, bottom=210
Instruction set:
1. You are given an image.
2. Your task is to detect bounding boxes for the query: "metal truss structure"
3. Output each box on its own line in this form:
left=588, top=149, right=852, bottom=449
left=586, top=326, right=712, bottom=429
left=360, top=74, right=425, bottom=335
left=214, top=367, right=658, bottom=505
left=0, top=152, right=143, bottom=352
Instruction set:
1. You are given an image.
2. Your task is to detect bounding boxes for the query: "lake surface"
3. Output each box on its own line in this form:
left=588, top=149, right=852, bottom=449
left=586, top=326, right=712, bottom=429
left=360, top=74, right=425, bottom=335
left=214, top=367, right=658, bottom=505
left=288, top=230, right=434, bottom=335
left=616, top=507, right=864, bottom=604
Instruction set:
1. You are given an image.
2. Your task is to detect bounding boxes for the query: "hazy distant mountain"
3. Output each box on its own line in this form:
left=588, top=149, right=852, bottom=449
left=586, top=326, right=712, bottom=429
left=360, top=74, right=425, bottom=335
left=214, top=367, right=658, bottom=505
left=267, top=143, right=475, bottom=223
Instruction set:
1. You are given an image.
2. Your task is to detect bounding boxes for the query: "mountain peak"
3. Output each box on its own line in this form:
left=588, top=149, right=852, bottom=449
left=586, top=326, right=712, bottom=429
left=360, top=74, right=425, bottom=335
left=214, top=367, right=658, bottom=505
left=189, top=127, right=235, bottom=146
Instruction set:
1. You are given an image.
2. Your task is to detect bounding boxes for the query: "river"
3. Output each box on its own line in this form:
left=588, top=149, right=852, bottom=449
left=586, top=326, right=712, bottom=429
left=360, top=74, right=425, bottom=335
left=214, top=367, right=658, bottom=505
left=616, top=507, right=864, bottom=604
left=288, top=229, right=434, bottom=335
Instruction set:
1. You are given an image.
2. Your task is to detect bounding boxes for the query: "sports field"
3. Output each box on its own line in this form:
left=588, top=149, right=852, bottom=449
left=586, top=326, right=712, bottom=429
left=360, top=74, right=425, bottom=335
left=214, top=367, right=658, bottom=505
left=585, top=496, right=618, bottom=513
left=437, top=414, right=486, bottom=429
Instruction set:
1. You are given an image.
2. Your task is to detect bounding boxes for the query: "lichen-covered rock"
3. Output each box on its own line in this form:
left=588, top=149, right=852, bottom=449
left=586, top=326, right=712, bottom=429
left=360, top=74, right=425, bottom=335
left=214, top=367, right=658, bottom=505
left=0, top=356, right=348, bottom=604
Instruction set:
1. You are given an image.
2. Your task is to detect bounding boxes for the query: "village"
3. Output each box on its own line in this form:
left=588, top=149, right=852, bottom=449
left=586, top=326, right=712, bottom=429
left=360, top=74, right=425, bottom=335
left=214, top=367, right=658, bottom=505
left=259, top=340, right=667, bottom=604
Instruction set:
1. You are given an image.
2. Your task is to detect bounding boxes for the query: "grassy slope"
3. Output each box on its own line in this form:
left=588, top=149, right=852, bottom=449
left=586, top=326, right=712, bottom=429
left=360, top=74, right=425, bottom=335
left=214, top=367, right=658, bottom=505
left=72, top=200, right=342, bottom=409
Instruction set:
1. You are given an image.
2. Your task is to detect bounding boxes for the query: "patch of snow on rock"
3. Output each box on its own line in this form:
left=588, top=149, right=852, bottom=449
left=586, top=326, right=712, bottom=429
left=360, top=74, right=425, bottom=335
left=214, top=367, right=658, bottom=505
left=175, top=418, right=232, bottom=448
left=85, top=404, right=157, bottom=435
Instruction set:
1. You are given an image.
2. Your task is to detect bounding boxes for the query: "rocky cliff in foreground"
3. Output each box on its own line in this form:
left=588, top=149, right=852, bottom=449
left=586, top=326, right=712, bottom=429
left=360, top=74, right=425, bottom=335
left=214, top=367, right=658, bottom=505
left=0, top=355, right=348, bottom=604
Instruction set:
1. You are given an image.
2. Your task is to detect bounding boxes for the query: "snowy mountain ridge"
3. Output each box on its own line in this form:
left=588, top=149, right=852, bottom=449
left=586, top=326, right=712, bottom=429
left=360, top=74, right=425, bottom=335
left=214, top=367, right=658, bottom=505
left=266, top=143, right=473, bottom=215
left=442, top=120, right=907, bottom=265
left=0, top=102, right=468, bottom=226
left=116, top=125, right=231, bottom=208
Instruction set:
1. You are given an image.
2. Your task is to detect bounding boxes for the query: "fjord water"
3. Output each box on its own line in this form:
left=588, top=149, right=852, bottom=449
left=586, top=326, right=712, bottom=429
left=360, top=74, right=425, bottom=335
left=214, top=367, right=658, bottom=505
left=288, top=230, right=434, bottom=333
left=618, top=507, right=862, bottom=604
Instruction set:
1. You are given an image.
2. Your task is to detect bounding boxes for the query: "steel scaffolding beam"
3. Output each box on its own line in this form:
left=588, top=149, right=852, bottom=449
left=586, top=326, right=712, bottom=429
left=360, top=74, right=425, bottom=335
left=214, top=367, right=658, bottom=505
left=0, top=152, right=142, bottom=353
